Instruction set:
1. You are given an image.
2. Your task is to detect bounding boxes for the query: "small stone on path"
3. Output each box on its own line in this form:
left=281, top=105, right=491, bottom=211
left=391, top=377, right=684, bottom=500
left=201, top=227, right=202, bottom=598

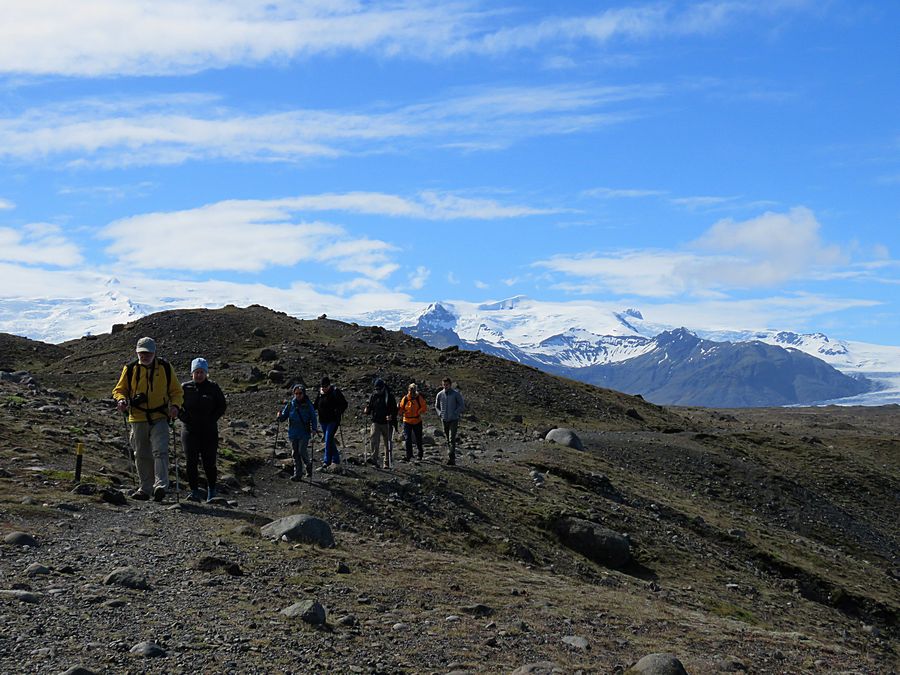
left=24, top=562, right=50, bottom=576
left=103, top=566, right=150, bottom=590
left=4, top=531, right=37, bottom=547
left=625, top=653, right=688, bottom=675
left=129, top=641, right=166, bottom=657
left=0, top=589, right=41, bottom=604
left=562, top=635, right=590, bottom=650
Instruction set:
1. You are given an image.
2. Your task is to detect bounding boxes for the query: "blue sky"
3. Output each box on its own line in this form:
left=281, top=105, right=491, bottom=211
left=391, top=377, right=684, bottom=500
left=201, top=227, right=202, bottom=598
left=1, top=0, right=899, bottom=344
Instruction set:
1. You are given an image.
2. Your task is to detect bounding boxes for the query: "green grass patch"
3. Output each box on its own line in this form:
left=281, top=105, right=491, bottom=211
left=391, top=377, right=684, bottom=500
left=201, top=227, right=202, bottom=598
left=705, top=599, right=759, bottom=625
left=42, top=469, right=75, bottom=481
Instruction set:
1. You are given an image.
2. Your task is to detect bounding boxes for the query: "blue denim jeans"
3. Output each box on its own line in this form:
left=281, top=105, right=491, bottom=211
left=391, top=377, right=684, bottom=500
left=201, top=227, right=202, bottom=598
left=322, top=422, right=341, bottom=465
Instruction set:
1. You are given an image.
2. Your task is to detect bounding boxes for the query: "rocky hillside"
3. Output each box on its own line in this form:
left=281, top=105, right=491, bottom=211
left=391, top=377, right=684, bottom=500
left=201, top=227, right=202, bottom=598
left=0, top=305, right=897, bottom=674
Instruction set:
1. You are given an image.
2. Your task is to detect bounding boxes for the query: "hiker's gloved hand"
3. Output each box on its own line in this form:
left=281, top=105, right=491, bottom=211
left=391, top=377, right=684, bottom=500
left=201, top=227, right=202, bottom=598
left=168, top=405, right=179, bottom=420
left=116, top=399, right=128, bottom=413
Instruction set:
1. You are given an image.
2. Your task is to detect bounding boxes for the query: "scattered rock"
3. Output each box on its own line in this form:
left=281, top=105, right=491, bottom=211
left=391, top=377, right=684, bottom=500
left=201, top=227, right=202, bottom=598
left=4, top=531, right=37, bottom=547
left=337, top=561, right=351, bottom=574
left=280, top=598, right=327, bottom=625
left=103, top=567, right=150, bottom=591
left=336, top=614, right=358, bottom=626
left=625, top=653, right=688, bottom=675
left=231, top=524, right=258, bottom=537
left=461, top=603, right=494, bottom=617
left=194, top=556, right=243, bottom=576
left=128, top=641, right=166, bottom=657
left=562, top=635, right=590, bottom=650
left=24, top=562, right=50, bottom=576
left=58, top=667, right=100, bottom=675
left=99, top=487, right=128, bottom=506
left=544, top=428, right=584, bottom=450
left=259, top=348, right=278, bottom=361
left=260, top=514, right=335, bottom=547
left=511, top=663, right=564, bottom=675
left=0, top=589, right=41, bottom=604
left=716, top=656, right=748, bottom=672
left=554, top=517, right=631, bottom=569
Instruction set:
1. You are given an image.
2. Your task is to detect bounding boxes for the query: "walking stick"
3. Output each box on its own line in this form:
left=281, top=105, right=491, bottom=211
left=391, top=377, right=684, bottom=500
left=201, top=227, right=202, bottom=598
left=273, top=420, right=281, bottom=466
left=309, top=432, right=315, bottom=483
left=122, top=411, right=137, bottom=488
left=387, top=434, right=393, bottom=469
left=362, top=420, right=367, bottom=465
left=170, top=420, right=180, bottom=503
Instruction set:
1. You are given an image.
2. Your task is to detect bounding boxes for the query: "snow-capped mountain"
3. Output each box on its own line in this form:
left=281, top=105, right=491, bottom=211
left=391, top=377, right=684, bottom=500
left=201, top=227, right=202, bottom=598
left=399, top=297, right=900, bottom=406
left=4, top=290, right=900, bottom=406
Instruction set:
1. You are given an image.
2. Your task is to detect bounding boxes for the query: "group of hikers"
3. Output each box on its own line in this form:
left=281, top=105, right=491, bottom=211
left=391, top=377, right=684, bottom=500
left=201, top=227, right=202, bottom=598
left=112, top=336, right=466, bottom=503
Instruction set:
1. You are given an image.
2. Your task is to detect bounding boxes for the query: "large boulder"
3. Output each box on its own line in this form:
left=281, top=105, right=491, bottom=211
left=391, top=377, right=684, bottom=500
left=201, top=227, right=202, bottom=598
left=545, top=428, right=584, bottom=450
left=260, top=514, right=335, bottom=548
left=280, top=598, right=327, bottom=625
left=625, top=653, right=688, bottom=674
left=555, top=517, right=631, bottom=569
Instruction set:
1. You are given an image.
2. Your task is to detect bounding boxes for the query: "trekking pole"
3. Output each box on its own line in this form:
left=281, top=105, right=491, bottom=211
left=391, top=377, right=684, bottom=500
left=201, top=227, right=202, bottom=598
left=122, top=411, right=137, bottom=488
left=170, top=421, right=180, bottom=503
left=273, top=420, right=281, bottom=466
left=362, top=420, right=368, bottom=465
left=309, top=433, right=315, bottom=483
left=387, top=434, right=393, bottom=469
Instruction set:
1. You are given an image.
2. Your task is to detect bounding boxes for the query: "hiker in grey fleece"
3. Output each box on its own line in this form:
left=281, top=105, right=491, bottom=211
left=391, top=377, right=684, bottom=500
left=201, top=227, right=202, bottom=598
left=435, top=377, right=465, bottom=466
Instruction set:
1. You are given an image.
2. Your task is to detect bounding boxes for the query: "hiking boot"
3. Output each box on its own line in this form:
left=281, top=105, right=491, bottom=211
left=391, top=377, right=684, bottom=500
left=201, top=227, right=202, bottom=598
left=186, top=489, right=203, bottom=502
left=206, top=488, right=217, bottom=502
left=417, top=452, right=424, bottom=461
left=131, top=489, right=150, bottom=501
left=152, top=486, right=165, bottom=502
left=445, top=457, right=456, bottom=466
left=290, top=474, right=302, bottom=482
left=306, top=465, right=313, bottom=478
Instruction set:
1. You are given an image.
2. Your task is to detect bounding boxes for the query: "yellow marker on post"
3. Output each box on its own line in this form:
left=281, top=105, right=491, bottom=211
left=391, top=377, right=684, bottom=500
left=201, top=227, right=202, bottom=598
left=74, top=442, right=84, bottom=483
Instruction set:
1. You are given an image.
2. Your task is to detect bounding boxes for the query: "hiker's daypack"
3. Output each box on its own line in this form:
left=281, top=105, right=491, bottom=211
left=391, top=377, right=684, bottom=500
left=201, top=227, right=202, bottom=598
left=124, top=357, right=174, bottom=418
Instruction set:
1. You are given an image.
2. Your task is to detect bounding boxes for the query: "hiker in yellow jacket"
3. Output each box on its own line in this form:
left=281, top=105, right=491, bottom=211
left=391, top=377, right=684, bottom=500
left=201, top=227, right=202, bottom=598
left=397, top=383, right=427, bottom=461
left=112, top=337, right=184, bottom=502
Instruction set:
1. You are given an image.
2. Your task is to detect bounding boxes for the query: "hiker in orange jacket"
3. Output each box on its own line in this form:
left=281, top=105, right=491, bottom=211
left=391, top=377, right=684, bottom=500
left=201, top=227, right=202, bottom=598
left=397, top=382, right=428, bottom=461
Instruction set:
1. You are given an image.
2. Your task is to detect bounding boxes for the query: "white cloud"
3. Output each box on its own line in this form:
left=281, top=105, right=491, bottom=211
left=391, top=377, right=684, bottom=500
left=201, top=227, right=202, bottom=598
left=0, top=261, right=422, bottom=342
left=0, top=223, right=82, bottom=266
left=670, top=195, right=738, bottom=209
left=691, top=206, right=846, bottom=286
left=0, top=198, right=14, bottom=210
left=406, top=266, right=430, bottom=290
left=537, top=250, right=699, bottom=297
left=0, top=1, right=814, bottom=77
left=584, top=187, right=667, bottom=199
left=98, top=191, right=549, bottom=274
left=474, top=280, right=488, bottom=289
left=535, top=206, right=851, bottom=297
left=0, top=84, right=662, bottom=167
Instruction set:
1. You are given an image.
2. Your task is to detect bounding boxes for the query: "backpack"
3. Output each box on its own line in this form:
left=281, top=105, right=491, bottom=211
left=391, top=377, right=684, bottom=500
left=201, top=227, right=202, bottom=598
left=124, top=357, right=173, bottom=415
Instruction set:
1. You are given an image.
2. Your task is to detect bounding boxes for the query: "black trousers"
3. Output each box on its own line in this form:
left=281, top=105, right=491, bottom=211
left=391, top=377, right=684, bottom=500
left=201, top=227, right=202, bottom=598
left=181, top=426, right=218, bottom=491
left=404, top=422, right=424, bottom=459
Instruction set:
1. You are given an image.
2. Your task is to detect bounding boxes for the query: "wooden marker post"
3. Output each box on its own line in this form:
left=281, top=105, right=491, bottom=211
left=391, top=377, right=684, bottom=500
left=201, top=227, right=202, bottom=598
left=74, top=442, right=84, bottom=482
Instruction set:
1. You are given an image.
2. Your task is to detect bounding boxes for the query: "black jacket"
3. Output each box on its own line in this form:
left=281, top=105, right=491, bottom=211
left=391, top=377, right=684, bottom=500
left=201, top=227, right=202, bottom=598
left=178, top=379, right=227, bottom=430
left=365, top=389, right=397, bottom=425
left=315, top=386, right=348, bottom=425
